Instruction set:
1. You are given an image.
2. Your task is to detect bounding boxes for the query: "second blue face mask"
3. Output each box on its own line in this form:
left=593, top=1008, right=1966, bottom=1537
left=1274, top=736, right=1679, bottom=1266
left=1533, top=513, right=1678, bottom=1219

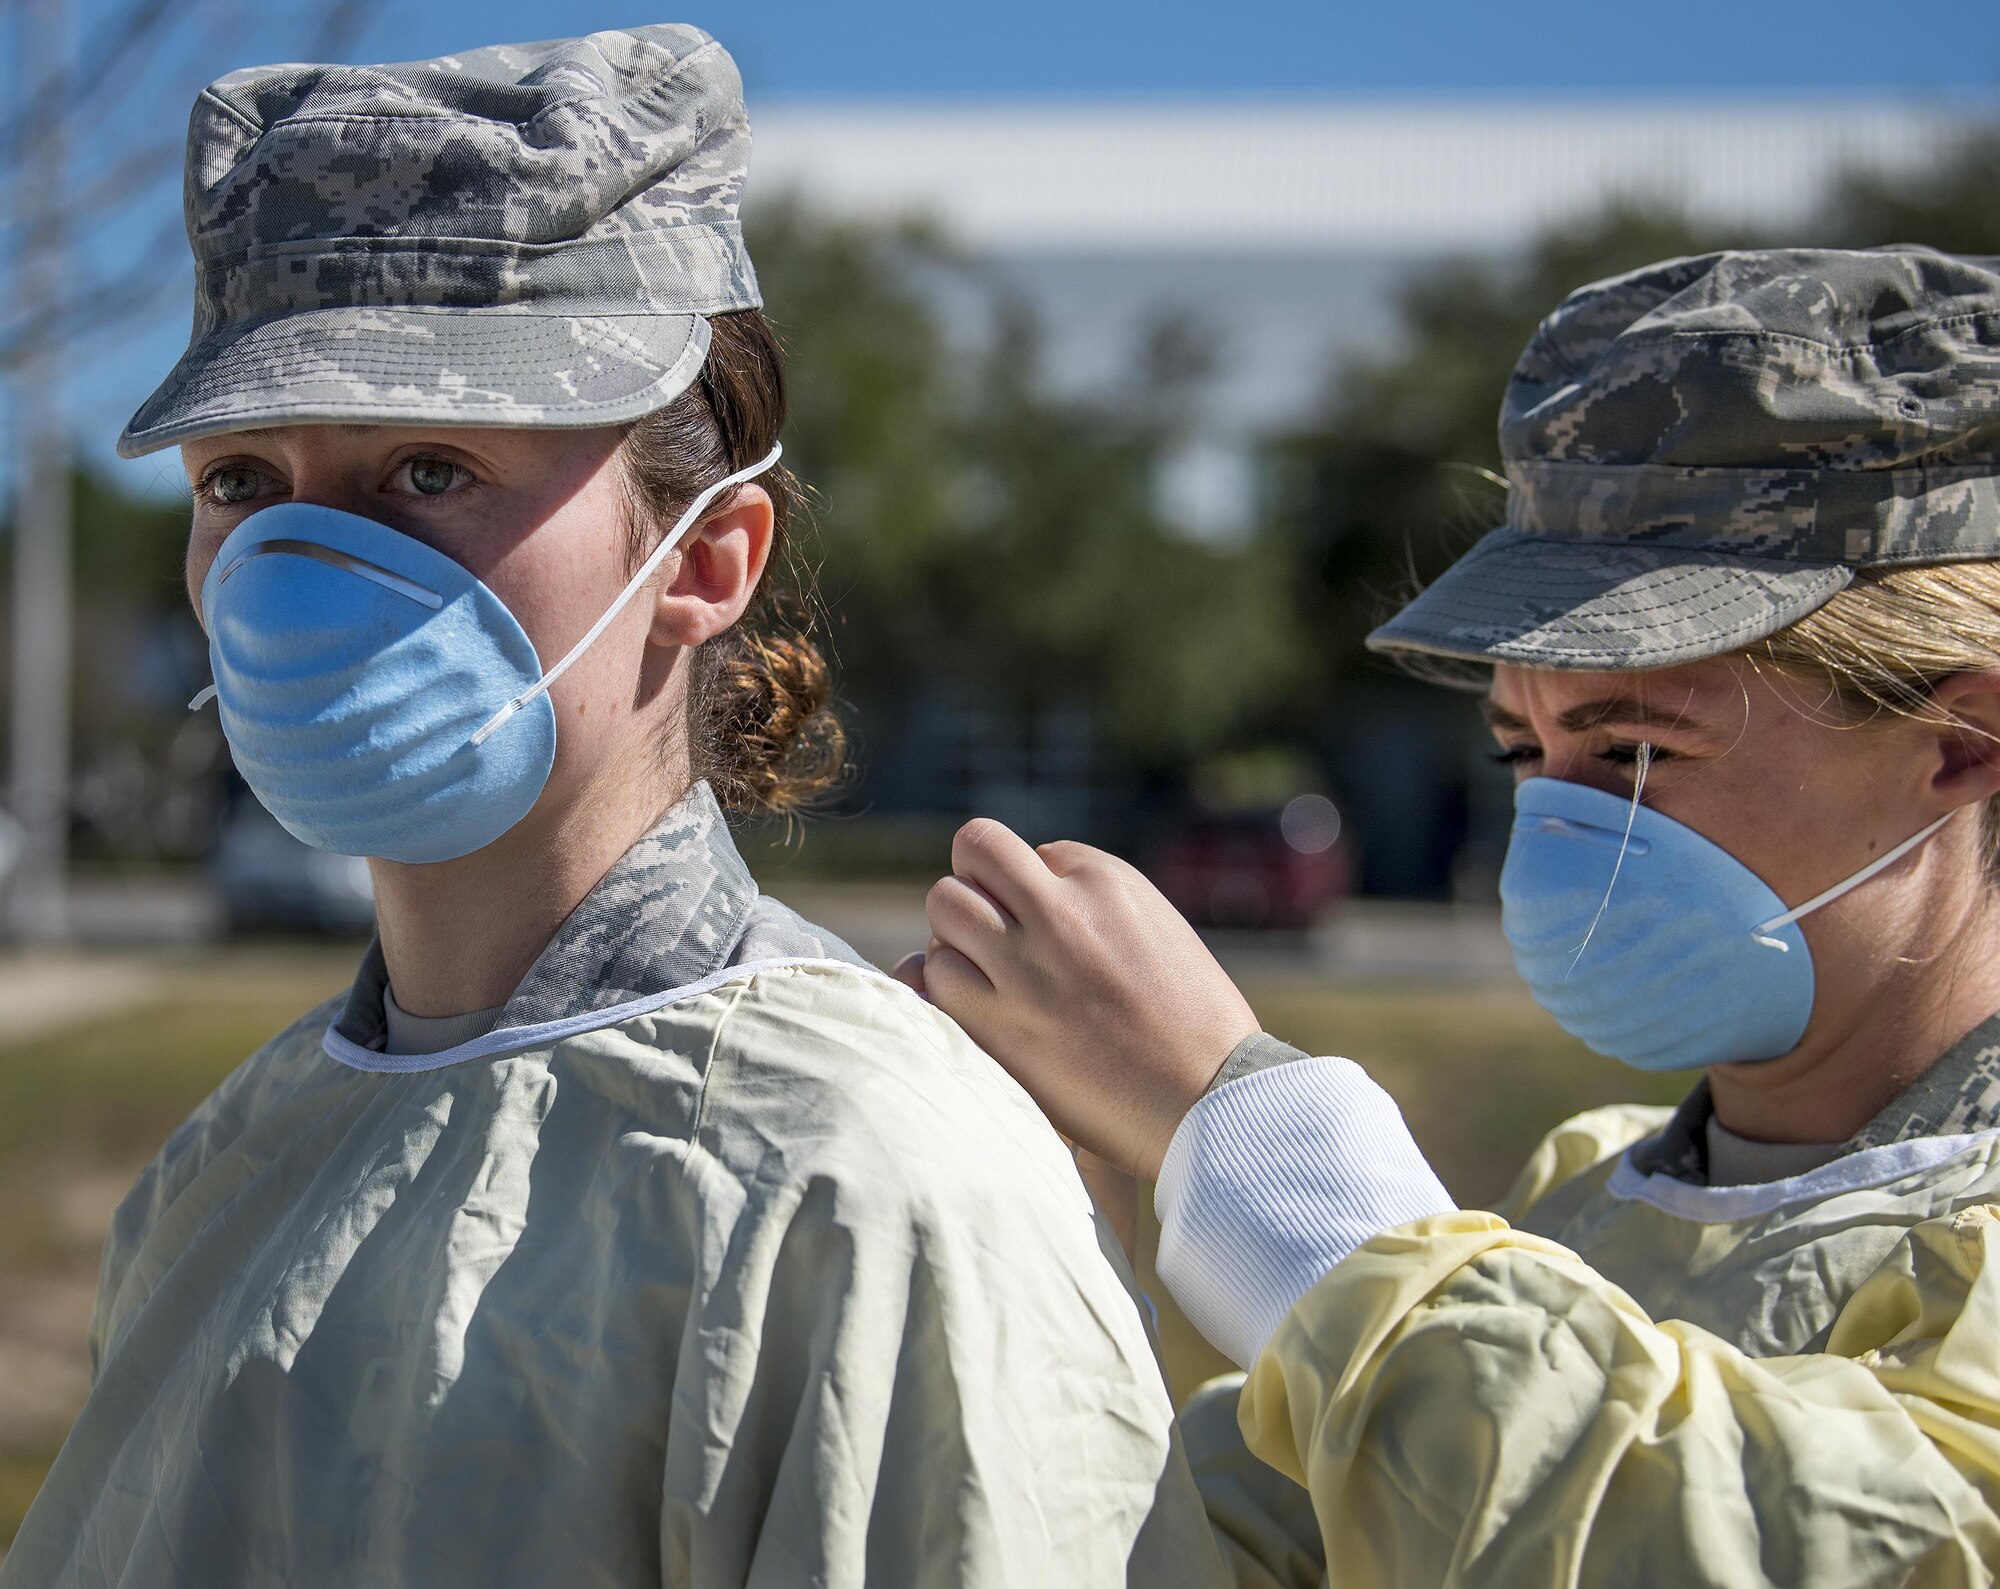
left=1500, top=774, right=1948, bottom=1072
left=195, top=446, right=781, bottom=865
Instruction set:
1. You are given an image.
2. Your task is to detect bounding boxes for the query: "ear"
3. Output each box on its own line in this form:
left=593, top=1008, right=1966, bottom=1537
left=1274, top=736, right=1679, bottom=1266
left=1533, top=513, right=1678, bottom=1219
left=646, top=484, right=775, bottom=649
left=1924, top=671, right=2000, bottom=809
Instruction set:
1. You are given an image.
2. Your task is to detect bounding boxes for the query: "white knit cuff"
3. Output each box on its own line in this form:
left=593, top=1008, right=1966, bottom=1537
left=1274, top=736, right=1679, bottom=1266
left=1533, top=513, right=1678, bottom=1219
left=1153, top=1055, right=1454, bottom=1369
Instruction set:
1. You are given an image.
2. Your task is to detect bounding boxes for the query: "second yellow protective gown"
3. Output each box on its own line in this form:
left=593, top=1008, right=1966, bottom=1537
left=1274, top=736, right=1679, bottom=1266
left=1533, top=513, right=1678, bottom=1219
left=1196, top=1028, right=2000, bottom=1587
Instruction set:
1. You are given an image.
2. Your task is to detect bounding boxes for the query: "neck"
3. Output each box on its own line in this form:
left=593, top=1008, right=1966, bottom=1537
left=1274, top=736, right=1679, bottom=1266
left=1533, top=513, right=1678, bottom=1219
left=1709, top=854, right=2000, bottom=1145
left=369, top=760, right=692, bottom=1018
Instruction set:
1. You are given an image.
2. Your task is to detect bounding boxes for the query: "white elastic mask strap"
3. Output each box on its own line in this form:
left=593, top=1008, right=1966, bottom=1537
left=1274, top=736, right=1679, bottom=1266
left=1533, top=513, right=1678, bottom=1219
left=1751, top=811, right=1955, bottom=949
left=469, top=444, right=782, bottom=748
left=1566, top=742, right=1651, bottom=977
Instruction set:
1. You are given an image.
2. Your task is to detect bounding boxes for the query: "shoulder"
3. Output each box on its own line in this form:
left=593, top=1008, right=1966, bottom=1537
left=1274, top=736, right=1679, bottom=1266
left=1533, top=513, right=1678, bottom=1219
left=140, top=992, right=349, bottom=1164
left=728, top=892, right=867, bottom=968
left=683, top=959, right=1089, bottom=1228
left=1830, top=1196, right=2000, bottom=1359
left=185, top=992, right=360, bottom=1138
left=103, top=994, right=358, bottom=1281
left=1495, top=1103, right=1675, bottom=1222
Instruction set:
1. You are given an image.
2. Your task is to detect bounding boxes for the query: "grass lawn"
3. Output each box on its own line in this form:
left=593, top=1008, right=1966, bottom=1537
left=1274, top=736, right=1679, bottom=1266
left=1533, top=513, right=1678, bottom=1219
left=0, top=952, right=1685, bottom=1549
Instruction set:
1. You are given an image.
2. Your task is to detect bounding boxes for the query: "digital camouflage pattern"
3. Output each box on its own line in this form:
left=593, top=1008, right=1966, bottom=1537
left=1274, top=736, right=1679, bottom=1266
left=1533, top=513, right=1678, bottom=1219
left=332, top=780, right=860, bottom=1054
left=119, top=25, right=760, bottom=457
left=1370, top=247, right=2000, bottom=670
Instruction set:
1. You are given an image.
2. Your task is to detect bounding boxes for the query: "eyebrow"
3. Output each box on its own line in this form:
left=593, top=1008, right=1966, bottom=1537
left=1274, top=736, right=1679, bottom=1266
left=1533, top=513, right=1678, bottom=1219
left=1480, top=697, right=1709, bottom=736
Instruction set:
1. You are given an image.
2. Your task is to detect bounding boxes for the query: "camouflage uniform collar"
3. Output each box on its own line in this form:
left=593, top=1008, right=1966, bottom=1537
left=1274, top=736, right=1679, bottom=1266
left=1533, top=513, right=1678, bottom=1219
left=333, top=781, right=757, bottom=1052
left=1634, top=1009, right=2000, bottom=1184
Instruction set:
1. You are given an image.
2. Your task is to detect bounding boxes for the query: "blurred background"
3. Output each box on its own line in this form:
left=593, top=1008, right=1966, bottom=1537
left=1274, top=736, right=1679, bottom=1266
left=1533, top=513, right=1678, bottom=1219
left=3, top=0, right=1999, bottom=1551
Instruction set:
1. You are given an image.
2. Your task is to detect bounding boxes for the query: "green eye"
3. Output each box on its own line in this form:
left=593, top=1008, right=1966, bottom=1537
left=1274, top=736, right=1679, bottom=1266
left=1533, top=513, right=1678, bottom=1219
left=407, top=457, right=459, bottom=496
left=209, top=466, right=262, bottom=505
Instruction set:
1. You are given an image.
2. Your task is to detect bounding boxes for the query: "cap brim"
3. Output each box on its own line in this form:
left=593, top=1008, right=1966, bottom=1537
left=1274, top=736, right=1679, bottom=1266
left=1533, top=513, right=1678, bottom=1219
left=118, top=306, right=711, bottom=458
left=1366, top=527, right=1854, bottom=672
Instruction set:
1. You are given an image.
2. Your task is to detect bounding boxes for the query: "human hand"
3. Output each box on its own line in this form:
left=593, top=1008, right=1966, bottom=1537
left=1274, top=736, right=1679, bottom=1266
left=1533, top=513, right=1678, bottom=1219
left=909, top=819, right=1259, bottom=1180
left=898, top=938, right=1143, bottom=1254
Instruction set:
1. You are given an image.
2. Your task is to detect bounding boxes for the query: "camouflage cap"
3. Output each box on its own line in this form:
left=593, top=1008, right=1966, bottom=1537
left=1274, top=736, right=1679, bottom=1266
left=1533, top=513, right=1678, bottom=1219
left=1368, top=247, right=2000, bottom=672
left=118, top=25, right=760, bottom=458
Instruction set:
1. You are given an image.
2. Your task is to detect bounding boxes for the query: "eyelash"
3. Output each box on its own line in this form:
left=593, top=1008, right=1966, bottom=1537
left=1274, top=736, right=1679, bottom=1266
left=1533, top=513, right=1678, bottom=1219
left=1488, top=744, right=1668, bottom=767
left=193, top=464, right=255, bottom=507
left=193, top=456, right=474, bottom=506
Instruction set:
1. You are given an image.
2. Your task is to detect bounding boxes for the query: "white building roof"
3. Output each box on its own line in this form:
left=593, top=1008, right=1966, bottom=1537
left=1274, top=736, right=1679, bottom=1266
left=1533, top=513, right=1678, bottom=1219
left=748, top=98, right=1975, bottom=253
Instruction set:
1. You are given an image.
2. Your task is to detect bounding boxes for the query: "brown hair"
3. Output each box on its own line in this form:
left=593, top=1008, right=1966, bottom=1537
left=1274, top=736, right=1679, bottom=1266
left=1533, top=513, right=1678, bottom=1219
left=617, top=309, right=845, bottom=818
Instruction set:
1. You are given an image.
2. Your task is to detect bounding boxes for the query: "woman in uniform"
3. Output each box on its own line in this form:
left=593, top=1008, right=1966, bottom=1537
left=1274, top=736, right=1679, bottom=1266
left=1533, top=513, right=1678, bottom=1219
left=911, top=247, right=2000, bottom=1585
left=2, top=27, right=1228, bottom=1589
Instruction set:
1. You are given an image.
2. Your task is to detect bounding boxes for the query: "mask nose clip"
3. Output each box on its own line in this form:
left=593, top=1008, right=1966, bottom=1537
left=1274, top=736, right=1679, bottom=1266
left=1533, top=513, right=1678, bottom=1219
left=1528, top=815, right=1652, bottom=855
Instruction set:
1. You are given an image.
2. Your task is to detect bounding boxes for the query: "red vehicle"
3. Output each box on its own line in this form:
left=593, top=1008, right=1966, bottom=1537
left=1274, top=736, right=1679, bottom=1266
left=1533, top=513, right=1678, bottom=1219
left=1151, top=793, right=1352, bottom=931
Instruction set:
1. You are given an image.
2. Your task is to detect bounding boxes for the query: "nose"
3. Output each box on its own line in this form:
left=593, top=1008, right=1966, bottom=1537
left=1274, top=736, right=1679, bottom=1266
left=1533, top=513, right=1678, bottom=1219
left=284, top=477, right=384, bottom=522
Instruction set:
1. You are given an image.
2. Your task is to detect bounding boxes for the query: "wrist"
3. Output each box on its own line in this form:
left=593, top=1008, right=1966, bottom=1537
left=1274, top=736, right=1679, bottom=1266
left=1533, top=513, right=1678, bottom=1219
left=1152, top=1056, right=1454, bottom=1367
left=1204, top=1030, right=1311, bottom=1095
left=1130, top=1022, right=1263, bottom=1179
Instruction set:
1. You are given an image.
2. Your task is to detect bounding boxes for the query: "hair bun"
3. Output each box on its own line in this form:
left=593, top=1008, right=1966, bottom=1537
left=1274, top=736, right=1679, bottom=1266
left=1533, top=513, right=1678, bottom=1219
left=619, top=308, right=849, bottom=820
left=696, top=615, right=847, bottom=817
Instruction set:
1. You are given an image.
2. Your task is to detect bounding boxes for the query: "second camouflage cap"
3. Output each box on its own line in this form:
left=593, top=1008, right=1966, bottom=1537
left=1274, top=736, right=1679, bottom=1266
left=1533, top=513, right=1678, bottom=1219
left=1369, top=247, right=2000, bottom=671
left=119, top=25, right=759, bottom=458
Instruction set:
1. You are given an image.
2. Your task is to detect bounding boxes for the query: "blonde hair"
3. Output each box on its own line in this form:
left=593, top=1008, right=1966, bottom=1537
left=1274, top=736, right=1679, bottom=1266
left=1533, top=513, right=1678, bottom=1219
left=1742, top=563, right=2000, bottom=874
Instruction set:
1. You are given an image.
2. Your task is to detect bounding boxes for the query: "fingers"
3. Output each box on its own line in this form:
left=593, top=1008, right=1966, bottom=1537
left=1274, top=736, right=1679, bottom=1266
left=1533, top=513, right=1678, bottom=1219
left=1035, top=838, right=1116, bottom=880
left=889, top=952, right=928, bottom=999
left=925, top=872, right=1013, bottom=947
left=918, top=939, right=993, bottom=1006
left=950, top=818, right=1051, bottom=922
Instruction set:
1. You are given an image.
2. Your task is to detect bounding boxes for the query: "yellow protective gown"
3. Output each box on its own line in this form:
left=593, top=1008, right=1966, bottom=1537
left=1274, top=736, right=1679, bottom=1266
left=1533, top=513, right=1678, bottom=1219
left=1220, top=1080, right=2000, bottom=1588
left=4, top=784, right=1229, bottom=1589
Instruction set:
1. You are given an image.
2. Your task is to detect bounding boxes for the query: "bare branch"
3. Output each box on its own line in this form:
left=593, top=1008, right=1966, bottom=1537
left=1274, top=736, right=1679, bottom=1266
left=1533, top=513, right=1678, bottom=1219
left=0, top=213, right=186, bottom=373
left=0, top=0, right=201, bottom=171
left=304, top=0, right=384, bottom=57
left=1, top=0, right=390, bottom=377
left=3, top=138, right=179, bottom=236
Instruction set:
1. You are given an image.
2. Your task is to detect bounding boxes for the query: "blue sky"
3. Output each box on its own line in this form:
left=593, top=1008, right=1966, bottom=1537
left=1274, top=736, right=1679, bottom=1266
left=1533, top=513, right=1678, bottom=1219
left=331, top=1, right=2000, bottom=97
left=374, top=1, right=2000, bottom=97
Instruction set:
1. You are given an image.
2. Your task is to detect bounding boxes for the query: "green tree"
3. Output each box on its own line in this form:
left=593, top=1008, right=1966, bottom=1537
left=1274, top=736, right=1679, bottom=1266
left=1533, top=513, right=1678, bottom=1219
left=1823, top=129, right=2000, bottom=255
left=751, top=198, right=1299, bottom=779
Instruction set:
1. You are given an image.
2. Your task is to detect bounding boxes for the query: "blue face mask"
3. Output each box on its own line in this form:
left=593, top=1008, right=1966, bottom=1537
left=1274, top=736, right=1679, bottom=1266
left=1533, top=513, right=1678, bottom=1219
left=1500, top=773, right=1949, bottom=1071
left=194, top=446, right=781, bottom=865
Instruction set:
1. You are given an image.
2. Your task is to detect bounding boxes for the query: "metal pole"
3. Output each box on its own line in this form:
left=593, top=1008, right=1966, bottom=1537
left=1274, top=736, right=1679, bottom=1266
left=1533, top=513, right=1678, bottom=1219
left=8, top=0, right=74, bottom=940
